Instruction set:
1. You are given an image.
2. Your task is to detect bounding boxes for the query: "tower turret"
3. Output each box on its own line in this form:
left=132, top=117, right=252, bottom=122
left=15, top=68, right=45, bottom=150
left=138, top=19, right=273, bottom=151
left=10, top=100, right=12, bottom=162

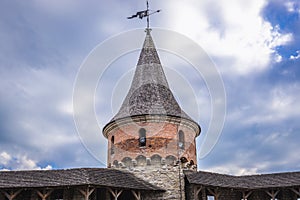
left=103, top=29, right=200, bottom=170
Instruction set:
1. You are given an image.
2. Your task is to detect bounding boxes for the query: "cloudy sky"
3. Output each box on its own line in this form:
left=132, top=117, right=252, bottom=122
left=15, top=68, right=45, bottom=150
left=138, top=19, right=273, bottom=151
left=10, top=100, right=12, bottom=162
left=0, top=0, right=299, bottom=175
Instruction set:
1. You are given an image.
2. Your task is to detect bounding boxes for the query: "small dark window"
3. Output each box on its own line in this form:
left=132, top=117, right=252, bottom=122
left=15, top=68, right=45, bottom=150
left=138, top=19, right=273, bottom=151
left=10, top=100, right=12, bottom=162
left=111, top=136, right=115, bottom=155
left=139, top=128, right=146, bottom=147
left=111, top=136, right=115, bottom=144
left=178, top=130, right=185, bottom=149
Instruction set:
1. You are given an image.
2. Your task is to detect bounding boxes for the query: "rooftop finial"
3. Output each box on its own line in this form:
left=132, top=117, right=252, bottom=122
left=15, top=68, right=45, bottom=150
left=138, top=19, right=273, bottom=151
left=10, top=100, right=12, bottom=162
left=146, top=0, right=149, bottom=29
left=127, top=0, right=161, bottom=29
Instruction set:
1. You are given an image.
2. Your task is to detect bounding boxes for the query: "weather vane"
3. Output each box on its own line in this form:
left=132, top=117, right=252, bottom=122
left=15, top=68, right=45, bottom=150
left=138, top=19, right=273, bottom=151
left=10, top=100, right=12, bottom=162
left=127, top=0, right=161, bottom=29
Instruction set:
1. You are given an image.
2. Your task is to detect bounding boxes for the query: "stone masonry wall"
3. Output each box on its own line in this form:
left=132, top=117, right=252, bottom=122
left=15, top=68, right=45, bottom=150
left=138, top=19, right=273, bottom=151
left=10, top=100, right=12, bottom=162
left=126, top=166, right=186, bottom=200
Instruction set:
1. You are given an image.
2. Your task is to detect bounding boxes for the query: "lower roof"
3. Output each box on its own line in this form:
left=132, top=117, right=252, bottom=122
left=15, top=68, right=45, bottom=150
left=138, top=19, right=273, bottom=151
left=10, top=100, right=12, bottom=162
left=0, top=168, right=163, bottom=191
left=184, top=170, right=300, bottom=190
left=2, top=167, right=300, bottom=191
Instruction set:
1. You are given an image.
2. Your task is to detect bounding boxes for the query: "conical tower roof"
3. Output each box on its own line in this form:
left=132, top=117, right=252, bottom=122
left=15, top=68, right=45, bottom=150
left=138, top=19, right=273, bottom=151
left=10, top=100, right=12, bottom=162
left=105, top=29, right=199, bottom=133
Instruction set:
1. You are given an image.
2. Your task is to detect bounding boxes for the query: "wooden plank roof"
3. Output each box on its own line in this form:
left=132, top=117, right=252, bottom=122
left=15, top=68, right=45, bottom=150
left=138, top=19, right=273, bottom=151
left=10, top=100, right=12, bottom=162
left=0, top=168, right=163, bottom=191
left=184, top=170, right=300, bottom=190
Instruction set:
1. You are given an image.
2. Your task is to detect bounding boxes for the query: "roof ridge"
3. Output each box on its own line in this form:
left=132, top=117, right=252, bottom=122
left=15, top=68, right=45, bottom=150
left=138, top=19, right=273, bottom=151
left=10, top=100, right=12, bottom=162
left=189, top=170, right=300, bottom=177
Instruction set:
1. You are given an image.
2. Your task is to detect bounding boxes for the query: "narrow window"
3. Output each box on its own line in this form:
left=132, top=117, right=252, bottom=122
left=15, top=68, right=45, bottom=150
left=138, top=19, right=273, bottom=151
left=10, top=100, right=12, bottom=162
left=178, top=130, right=185, bottom=149
left=111, top=136, right=115, bottom=155
left=139, top=128, right=146, bottom=147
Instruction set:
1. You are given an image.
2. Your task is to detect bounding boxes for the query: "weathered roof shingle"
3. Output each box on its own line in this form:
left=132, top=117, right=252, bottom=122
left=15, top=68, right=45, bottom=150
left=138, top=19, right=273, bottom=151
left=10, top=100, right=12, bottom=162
left=185, top=170, right=300, bottom=189
left=105, top=29, right=199, bottom=132
left=0, top=168, right=163, bottom=191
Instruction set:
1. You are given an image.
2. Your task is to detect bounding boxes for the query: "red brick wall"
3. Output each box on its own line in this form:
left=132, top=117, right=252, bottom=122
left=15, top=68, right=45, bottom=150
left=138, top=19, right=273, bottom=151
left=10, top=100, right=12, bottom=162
left=106, top=120, right=198, bottom=167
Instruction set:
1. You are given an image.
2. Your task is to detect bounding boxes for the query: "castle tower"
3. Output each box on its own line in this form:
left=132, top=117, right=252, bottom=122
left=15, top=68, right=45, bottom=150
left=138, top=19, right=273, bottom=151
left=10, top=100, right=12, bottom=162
left=103, top=29, right=201, bottom=199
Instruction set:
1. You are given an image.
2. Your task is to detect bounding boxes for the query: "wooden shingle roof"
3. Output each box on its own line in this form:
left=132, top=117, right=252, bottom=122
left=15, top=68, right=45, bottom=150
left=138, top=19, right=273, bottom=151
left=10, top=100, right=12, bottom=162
left=184, top=170, right=300, bottom=190
left=103, top=29, right=200, bottom=136
left=0, top=168, right=163, bottom=191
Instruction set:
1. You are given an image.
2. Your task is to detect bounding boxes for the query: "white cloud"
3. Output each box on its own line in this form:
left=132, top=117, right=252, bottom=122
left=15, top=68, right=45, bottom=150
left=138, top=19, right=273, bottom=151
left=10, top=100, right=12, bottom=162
left=58, top=101, right=74, bottom=116
left=274, top=54, right=283, bottom=63
left=290, top=50, right=300, bottom=60
left=226, top=81, right=300, bottom=126
left=285, top=1, right=300, bottom=13
left=0, top=152, right=12, bottom=165
left=285, top=1, right=295, bottom=12
left=32, top=0, right=84, bottom=17
left=162, top=0, right=292, bottom=75
left=244, top=83, right=300, bottom=124
left=206, top=164, right=259, bottom=175
left=0, top=152, right=52, bottom=171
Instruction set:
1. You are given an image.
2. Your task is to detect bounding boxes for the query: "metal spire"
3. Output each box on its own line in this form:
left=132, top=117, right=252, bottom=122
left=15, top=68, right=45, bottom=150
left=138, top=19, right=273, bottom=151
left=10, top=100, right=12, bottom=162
left=146, top=0, right=149, bottom=29
left=127, top=0, right=161, bottom=29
